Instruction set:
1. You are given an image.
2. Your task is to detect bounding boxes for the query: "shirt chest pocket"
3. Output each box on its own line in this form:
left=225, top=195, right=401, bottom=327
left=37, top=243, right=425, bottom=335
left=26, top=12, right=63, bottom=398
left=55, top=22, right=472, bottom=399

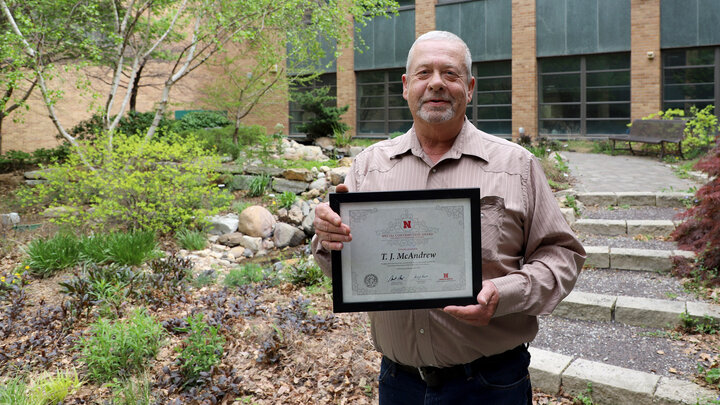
left=480, top=196, right=505, bottom=263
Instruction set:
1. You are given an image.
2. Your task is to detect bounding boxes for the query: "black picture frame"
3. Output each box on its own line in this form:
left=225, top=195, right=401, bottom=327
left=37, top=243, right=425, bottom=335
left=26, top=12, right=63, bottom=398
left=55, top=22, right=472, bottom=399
left=329, top=188, right=482, bottom=313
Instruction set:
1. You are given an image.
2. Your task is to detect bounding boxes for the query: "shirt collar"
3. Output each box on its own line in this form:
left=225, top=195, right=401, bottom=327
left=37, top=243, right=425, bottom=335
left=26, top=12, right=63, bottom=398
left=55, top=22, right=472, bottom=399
left=388, top=118, right=489, bottom=162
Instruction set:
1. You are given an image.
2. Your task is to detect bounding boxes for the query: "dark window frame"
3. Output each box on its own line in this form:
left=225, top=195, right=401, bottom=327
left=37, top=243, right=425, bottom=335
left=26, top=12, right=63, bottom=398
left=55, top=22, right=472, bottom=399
left=539, top=53, right=631, bottom=137
left=356, top=68, right=413, bottom=137
left=662, top=46, right=720, bottom=113
left=468, top=60, right=512, bottom=137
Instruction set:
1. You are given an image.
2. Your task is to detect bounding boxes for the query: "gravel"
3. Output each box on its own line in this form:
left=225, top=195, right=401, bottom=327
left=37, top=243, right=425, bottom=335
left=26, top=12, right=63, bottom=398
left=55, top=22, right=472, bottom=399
left=580, top=206, right=685, bottom=221
left=574, top=267, right=696, bottom=301
left=579, top=235, right=678, bottom=251
left=533, top=317, right=705, bottom=379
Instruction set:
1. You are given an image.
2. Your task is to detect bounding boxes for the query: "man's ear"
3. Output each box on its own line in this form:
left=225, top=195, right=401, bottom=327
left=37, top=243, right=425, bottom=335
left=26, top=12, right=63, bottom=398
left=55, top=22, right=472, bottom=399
left=466, top=76, right=475, bottom=102
left=402, top=74, right=409, bottom=101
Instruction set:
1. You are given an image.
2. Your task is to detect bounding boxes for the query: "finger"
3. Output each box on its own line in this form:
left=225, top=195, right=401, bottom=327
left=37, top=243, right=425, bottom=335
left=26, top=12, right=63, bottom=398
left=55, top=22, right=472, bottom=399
left=320, top=239, right=345, bottom=251
left=336, top=184, right=349, bottom=193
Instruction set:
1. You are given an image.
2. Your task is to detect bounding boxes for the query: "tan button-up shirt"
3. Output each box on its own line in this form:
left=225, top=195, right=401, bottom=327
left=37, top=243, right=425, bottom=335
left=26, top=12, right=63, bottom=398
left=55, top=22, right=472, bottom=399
left=312, top=120, right=585, bottom=368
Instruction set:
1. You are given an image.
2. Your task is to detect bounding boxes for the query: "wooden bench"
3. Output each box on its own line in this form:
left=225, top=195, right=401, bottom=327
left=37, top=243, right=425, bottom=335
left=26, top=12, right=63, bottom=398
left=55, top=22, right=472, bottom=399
left=609, top=119, right=686, bottom=159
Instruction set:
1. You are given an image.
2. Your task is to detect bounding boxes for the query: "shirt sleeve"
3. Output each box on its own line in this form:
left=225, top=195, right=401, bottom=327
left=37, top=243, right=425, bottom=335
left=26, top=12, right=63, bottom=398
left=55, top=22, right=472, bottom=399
left=491, top=155, right=586, bottom=317
left=311, top=161, right=361, bottom=278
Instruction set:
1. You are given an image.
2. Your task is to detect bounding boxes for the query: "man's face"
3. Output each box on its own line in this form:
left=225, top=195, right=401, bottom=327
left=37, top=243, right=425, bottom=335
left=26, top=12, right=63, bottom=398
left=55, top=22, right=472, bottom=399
left=402, top=40, right=475, bottom=125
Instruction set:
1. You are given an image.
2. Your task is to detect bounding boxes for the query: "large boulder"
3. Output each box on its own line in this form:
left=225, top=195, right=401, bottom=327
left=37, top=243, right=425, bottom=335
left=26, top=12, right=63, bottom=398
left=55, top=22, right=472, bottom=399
left=244, top=165, right=284, bottom=177
left=273, top=222, right=306, bottom=248
left=283, top=168, right=314, bottom=182
left=0, top=213, right=20, bottom=227
left=207, top=213, right=240, bottom=235
left=302, top=206, right=316, bottom=235
left=309, top=178, right=328, bottom=192
left=237, top=205, right=275, bottom=238
left=328, top=167, right=351, bottom=186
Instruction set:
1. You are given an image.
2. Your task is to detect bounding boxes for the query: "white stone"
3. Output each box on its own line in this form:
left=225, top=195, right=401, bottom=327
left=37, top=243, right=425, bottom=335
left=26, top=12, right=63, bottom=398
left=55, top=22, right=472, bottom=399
left=615, top=296, right=685, bottom=328
left=563, top=358, right=659, bottom=405
left=528, top=348, right=572, bottom=395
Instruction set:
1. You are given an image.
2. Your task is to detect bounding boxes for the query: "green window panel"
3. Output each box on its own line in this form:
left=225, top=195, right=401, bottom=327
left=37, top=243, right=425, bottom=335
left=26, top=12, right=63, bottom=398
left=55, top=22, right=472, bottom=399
left=662, top=0, right=720, bottom=48
left=468, top=60, right=512, bottom=136
left=288, top=73, right=337, bottom=136
left=435, top=0, right=511, bottom=62
left=537, top=0, right=630, bottom=57
left=354, top=9, right=415, bottom=71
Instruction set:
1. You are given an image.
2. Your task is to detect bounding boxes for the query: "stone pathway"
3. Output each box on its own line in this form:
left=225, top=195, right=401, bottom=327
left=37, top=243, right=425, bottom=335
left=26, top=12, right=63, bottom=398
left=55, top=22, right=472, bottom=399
left=528, top=153, right=719, bottom=404
left=563, top=152, right=703, bottom=193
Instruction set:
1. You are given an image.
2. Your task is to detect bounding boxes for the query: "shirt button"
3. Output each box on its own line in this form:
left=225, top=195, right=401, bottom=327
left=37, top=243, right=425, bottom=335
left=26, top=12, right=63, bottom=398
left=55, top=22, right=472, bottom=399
left=419, top=328, right=425, bottom=334
left=431, top=168, right=437, bottom=173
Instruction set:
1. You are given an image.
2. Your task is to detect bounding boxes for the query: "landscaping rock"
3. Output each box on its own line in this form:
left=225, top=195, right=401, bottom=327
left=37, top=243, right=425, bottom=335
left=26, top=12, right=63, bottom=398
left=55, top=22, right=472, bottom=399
left=228, top=174, right=255, bottom=191
left=314, top=137, right=335, bottom=151
left=207, top=213, right=240, bottom=235
left=349, top=146, right=364, bottom=157
left=0, top=213, right=20, bottom=226
left=229, top=246, right=247, bottom=259
left=41, top=206, right=76, bottom=218
left=237, top=206, right=275, bottom=238
left=216, top=163, right=244, bottom=174
left=272, top=178, right=309, bottom=194
left=217, top=232, right=244, bottom=247
left=244, top=165, right=284, bottom=177
left=328, top=167, right=351, bottom=185
left=309, top=178, right=328, bottom=192
left=283, top=168, right=314, bottom=182
left=302, top=188, right=322, bottom=199
left=241, top=235, right=263, bottom=252
left=302, top=207, right=316, bottom=235
left=24, top=169, right=49, bottom=180
left=319, top=165, right=331, bottom=173
left=273, top=222, right=306, bottom=248
left=338, top=157, right=353, bottom=167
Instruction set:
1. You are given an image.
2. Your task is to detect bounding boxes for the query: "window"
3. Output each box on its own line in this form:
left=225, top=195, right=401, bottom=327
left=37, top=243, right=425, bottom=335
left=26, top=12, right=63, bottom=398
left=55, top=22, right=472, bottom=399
left=288, top=73, right=337, bottom=136
left=663, top=47, right=720, bottom=112
left=539, top=53, right=630, bottom=137
left=467, top=61, right=511, bottom=136
left=356, top=69, right=413, bottom=136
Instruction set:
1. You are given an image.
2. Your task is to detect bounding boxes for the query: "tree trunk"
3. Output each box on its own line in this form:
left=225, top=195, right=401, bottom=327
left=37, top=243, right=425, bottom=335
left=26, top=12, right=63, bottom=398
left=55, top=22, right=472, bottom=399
left=129, top=60, right=145, bottom=112
left=0, top=111, right=4, bottom=155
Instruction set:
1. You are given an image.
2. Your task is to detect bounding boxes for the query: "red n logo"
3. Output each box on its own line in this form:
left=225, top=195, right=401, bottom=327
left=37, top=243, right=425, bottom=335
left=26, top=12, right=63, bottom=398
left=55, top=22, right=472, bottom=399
left=403, top=220, right=412, bottom=229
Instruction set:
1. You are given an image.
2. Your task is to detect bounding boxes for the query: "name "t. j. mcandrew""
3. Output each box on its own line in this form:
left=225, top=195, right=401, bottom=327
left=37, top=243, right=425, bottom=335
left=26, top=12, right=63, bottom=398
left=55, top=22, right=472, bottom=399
left=381, top=251, right=437, bottom=261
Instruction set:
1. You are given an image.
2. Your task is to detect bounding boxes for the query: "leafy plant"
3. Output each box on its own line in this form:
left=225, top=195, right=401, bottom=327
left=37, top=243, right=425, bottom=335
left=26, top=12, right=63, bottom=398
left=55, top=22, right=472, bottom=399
left=680, top=311, right=720, bottom=334
left=224, top=264, right=265, bottom=287
left=247, top=174, right=271, bottom=198
left=671, top=140, right=720, bottom=285
left=81, top=230, right=160, bottom=266
left=77, top=308, right=165, bottom=382
left=173, top=111, right=231, bottom=133
left=282, top=258, right=326, bottom=287
left=294, top=87, right=350, bottom=140
left=176, top=313, right=225, bottom=386
left=23, top=233, right=81, bottom=277
left=18, top=132, right=232, bottom=234
left=573, top=382, right=594, bottom=405
left=564, top=195, right=580, bottom=216
left=278, top=191, right=297, bottom=210
left=175, top=228, right=208, bottom=251
left=110, top=373, right=154, bottom=405
left=28, top=368, right=82, bottom=405
left=192, top=270, right=217, bottom=288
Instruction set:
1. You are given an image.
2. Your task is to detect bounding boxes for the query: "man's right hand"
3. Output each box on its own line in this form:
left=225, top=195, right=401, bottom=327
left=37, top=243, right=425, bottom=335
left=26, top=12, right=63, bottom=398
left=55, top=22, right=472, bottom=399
left=314, top=184, right=352, bottom=251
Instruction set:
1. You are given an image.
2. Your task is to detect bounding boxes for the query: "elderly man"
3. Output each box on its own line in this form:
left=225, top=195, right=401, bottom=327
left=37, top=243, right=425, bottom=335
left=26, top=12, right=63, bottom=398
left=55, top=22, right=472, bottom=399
left=312, top=31, right=585, bottom=404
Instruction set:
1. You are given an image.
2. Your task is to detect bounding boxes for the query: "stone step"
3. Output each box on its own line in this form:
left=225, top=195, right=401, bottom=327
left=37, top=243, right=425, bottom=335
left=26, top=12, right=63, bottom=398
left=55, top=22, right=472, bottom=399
left=575, top=192, right=694, bottom=208
left=553, top=291, right=720, bottom=329
left=530, top=347, right=717, bottom=405
left=573, top=218, right=678, bottom=237
left=584, top=246, right=694, bottom=272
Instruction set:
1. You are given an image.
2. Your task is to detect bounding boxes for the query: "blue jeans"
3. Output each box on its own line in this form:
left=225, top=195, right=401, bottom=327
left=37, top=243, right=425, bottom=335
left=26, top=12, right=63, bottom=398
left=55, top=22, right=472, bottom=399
left=378, top=346, right=532, bottom=405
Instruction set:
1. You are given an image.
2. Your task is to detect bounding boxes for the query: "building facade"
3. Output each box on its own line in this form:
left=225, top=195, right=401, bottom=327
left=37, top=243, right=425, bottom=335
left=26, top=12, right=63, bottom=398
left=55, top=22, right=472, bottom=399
left=292, top=0, right=720, bottom=140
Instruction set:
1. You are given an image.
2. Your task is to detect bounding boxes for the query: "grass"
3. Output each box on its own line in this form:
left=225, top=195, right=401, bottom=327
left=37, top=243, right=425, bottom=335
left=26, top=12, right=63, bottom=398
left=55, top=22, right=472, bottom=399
left=192, top=269, right=217, bottom=288
left=177, top=313, right=225, bottom=386
left=0, top=377, right=31, bottom=405
left=110, top=373, right=153, bottom=405
left=176, top=228, right=208, bottom=251
left=224, top=263, right=265, bottom=287
left=282, top=258, right=326, bottom=287
left=23, top=233, right=81, bottom=277
left=77, top=308, right=165, bottom=382
left=29, top=369, right=82, bottom=405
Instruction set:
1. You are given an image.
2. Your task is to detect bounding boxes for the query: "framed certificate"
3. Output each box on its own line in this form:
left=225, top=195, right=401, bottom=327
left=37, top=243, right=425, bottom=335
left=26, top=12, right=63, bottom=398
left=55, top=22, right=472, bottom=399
left=329, top=188, right=482, bottom=313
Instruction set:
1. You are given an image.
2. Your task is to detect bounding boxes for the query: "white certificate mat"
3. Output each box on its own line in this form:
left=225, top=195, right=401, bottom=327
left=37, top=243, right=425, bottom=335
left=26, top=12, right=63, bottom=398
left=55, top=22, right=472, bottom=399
left=329, top=188, right=482, bottom=312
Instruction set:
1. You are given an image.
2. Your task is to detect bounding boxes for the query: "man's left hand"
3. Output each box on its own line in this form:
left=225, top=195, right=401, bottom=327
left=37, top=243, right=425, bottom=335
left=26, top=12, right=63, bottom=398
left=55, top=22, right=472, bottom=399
left=443, top=280, right=499, bottom=326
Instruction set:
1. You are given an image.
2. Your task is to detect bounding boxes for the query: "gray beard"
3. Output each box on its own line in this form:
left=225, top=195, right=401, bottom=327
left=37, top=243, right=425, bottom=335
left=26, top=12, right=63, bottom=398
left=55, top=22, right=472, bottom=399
left=417, top=102, right=455, bottom=123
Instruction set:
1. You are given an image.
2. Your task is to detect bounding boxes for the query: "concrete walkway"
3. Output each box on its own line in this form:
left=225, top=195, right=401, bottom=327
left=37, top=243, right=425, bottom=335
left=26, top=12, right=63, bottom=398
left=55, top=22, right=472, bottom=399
left=563, top=152, right=703, bottom=193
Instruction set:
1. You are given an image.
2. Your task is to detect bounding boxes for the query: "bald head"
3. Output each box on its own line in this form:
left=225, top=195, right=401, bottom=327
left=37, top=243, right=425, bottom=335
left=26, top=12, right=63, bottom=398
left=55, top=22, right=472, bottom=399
left=406, top=31, right=472, bottom=79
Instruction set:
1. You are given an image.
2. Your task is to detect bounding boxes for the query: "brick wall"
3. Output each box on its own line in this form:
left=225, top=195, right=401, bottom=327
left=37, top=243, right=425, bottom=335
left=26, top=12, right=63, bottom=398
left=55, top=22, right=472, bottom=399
left=631, top=0, right=662, bottom=120
left=2, top=56, right=287, bottom=153
left=415, top=0, right=436, bottom=37
left=511, top=0, right=538, bottom=140
left=336, top=18, right=357, bottom=138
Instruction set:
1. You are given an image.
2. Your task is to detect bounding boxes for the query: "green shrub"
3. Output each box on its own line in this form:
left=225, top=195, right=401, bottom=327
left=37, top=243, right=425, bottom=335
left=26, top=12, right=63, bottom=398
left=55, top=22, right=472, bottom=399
left=68, top=111, right=173, bottom=140
left=175, top=228, right=207, bottom=251
left=224, top=263, right=265, bottom=287
left=176, top=313, right=225, bottom=386
left=23, top=233, right=81, bottom=277
left=173, top=111, right=231, bottom=133
left=188, top=124, right=267, bottom=160
left=18, top=133, right=232, bottom=234
left=0, top=146, right=70, bottom=173
left=77, top=308, right=165, bottom=382
left=293, top=87, right=350, bottom=140
left=283, top=258, right=326, bottom=287
left=278, top=191, right=297, bottom=209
